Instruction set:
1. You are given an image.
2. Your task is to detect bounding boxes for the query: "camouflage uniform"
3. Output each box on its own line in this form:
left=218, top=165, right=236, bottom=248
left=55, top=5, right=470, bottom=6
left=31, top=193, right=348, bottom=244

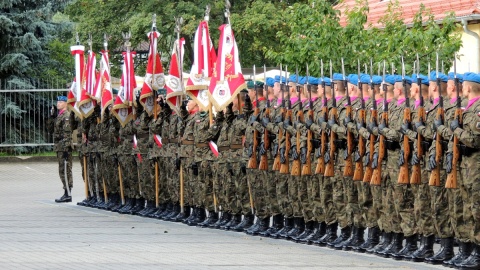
left=97, top=113, right=116, bottom=199
left=47, top=109, right=73, bottom=191
left=118, top=121, right=138, bottom=199
left=166, top=112, right=181, bottom=204
left=178, top=109, right=197, bottom=208
left=83, top=114, right=102, bottom=199
left=133, top=111, right=154, bottom=201
left=149, top=109, right=169, bottom=205
left=106, top=115, right=121, bottom=196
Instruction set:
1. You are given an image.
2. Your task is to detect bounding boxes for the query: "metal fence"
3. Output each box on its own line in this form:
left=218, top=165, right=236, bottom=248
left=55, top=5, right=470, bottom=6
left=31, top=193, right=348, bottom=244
left=0, top=80, right=69, bottom=155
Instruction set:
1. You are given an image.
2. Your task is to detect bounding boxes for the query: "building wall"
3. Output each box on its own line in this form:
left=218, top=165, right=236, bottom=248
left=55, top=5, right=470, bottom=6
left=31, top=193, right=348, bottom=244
left=457, top=23, right=480, bottom=73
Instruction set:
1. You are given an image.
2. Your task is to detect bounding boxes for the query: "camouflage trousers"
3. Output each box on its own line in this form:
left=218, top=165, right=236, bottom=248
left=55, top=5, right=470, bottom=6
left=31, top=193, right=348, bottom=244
left=56, top=151, right=73, bottom=191
left=165, top=156, right=179, bottom=203
left=157, top=157, right=170, bottom=205
left=237, top=162, right=251, bottom=215
left=223, top=162, right=238, bottom=214
left=331, top=164, right=349, bottom=228
left=181, top=157, right=195, bottom=207
left=460, top=156, right=480, bottom=244
left=118, top=155, right=139, bottom=199
left=102, top=153, right=119, bottom=195
left=199, top=160, right=215, bottom=212
left=136, top=157, right=154, bottom=201
left=370, top=165, right=387, bottom=231
left=451, top=166, right=468, bottom=242
left=321, top=171, right=336, bottom=225
left=289, top=172, right=302, bottom=218
left=430, top=169, right=453, bottom=238
left=86, top=152, right=104, bottom=198
left=264, top=160, right=280, bottom=216
left=351, top=181, right=365, bottom=228
left=359, top=182, right=377, bottom=229
left=252, top=164, right=269, bottom=219
left=277, top=171, right=293, bottom=218
left=411, top=161, right=435, bottom=236
left=310, top=162, right=325, bottom=223
left=213, top=162, right=228, bottom=212
left=385, top=150, right=415, bottom=236
left=298, top=174, right=314, bottom=222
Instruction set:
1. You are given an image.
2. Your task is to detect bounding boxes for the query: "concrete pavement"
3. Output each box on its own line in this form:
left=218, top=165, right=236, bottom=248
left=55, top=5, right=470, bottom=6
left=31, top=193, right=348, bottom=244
left=0, top=162, right=446, bottom=269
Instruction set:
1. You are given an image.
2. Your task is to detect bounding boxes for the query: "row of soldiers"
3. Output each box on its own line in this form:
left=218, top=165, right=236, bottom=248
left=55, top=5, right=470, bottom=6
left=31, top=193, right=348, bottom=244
left=49, top=66, right=480, bottom=270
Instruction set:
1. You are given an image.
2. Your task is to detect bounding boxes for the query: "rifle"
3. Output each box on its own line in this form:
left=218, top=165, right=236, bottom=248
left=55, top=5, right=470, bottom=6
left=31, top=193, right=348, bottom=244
left=398, top=56, right=411, bottom=184
left=363, top=59, right=376, bottom=183
left=324, top=60, right=336, bottom=177
left=259, top=64, right=270, bottom=170
left=315, top=60, right=327, bottom=174
left=302, top=64, right=313, bottom=176
left=291, top=66, right=302, bottom=176
left=247, top=65, right=259, bottom=169
left=353, top=60, right=365, bottom=181
left=429, top=53, right=444, bottom=187
left=446, top=54, right=461, bottom=189
left=371, top=61, right=388, bottom=186
left=410, top=54, right=425, bottom=185
left=342, top=58, right=354, bottom=177
left=280, top=66, right=292, bottom=174
left=272, top=65, right=284, bottom=171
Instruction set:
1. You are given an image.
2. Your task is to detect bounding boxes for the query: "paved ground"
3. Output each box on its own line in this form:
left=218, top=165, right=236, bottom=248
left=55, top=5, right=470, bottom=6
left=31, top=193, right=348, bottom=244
left=0, top=161, right=447, bottom=270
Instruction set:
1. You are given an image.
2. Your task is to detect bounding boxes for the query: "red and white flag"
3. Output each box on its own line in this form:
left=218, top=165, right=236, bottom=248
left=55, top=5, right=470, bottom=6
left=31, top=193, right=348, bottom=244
left=112, top=50, right=136, bottom=127
left=139, top=29, right=165, bottom=116
left=153, top=134, right=163, bottom=148
left=68, top=45, right=85, bottom=119
left=186, top=20, right=217, bottom=110
left=94, top=50, right=113, bottom=120
left=165, top=37, right=185, bottom=114
left=209, top=141, right=219, bottom=158
left=77, top=50, right=97, bottom=118
left=133, top=135, right=142, bottom=162
left=208, top=24, right=246, bottom=111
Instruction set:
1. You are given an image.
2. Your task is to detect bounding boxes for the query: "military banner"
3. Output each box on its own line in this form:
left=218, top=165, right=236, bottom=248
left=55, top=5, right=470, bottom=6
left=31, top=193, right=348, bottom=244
left=112, top=50, right=136, bottom=127
left=165, top=37, right=185, bottom=114
left=68, top=45, right=84, bottom=119
left=77, top=50, right=97, bottom=118
left=208, top=23, right=246, bottom=111
left=186, top=20, right=216, bottom=110
left=96, top=50, right=113, bottom=120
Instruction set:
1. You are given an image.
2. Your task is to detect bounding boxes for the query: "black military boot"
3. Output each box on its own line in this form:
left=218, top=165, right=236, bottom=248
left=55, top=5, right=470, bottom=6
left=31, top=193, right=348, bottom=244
left=110, top=196, right=125, bottom=212
left=197, top=211, right=218, bottom=228
left=137, top=200, right=152, bottom=216
left=150, top=203, right=166, bottom=218
left=247, top=216, right=270, bottom=236
left=286, top=218, right=305, bottom=240
left=159, top=202, right=174, bottom=219
left=425, top=237, right=454, bottom=264
left=187, top=208, right=206, bottom=226
left=343, top=226, right=366, bottom=251
left=93, top=196, right=105, bottom=209
left=294, top=221, right=316, bottom=243
left=391, top=234, right=418, bottom=260
left=218, top=213, right=235, bottom=230
left=405, top=234, right=434, bottom=262
left=223, top=214, right=242, bottom=231
left=272, top=217, right=294, bottom=239
left=303, top=222, right=326, bottom=245
left=232, top=214, right=254, bottom=232
left=354, top=226, right=380, bottom=253
left=245, top=216, right=261, bottom=233
left=77, top=197, right=89, bottom=206
left=105, top=194, right=118, bottom=210
left=85, top=196, right=97, bottom=207
left=129, top=198, right=145, bottom=215
left=211, top=212, right=231, bottom=229
left=165, top=203, right=181, bottom=221
left=55, top=189, right=72, bottom=203
left=456, top=244, right=480, bottom=269
left=171, top=206, right=190, bottom=222
left=334, top=226, right=356, bottom=250
left=260, top=214, right=284, bottom=237
left=117, top=197, right=134, bottom=214
left=378, top=232, right=404, bottom=258
left=443, top=241, right=472, bottom=268
left=327, top=225, right=351, bottom=249
left=314, top=222, right=338, bottom=246
left=368, top=231, right=392, bottom=254
left=183, top=206, right=198, bottom=224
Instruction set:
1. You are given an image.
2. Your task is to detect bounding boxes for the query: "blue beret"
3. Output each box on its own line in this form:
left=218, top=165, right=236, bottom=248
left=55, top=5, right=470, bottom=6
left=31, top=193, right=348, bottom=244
left=372, top=75, right=382, bottom=85
left=307, top=76, right=319, bottom=85
left=266, top=77, right=275, bottom=87
left=463, top=72, right=480, bottom=84
left=247, top=80, right=264, bottom=89
left=411, top=74, right=429, bottom=86
left=289, top=74, right=299, bottom=83
left=448, top=72, right=463, bottom=83
left=384, top=75, right=396, bottom=85
left=429, top=71, right=448, bottom=83
left=320, top=77, right=331, bottom=86
left=57, top=96, right=67, bottom=102
left=347, top=74, right=358, bottom=86
left=333, top=73, right=344, bottom=81
left=298, top=76, right=307, bottom=85
left=274, top=75, right=286, bottom=84
left=395, top=75, right=412, bottom=85
left=360, top=74, right=371, bottom=84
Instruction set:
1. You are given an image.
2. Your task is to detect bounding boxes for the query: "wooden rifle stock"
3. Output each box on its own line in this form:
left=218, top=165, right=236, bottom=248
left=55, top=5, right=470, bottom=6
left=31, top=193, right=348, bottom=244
left=247, top=107, right=260, bottom=169
left=302, top=109, right=314, bottom=176
left=343, top=105, right=354, bottom=177
left=259, top=106, right=270, bottom=170
left=446, top=109, right=462, bottom=188
left=280, top=109, right=292, bottom=174
left=428, top=106, right=444, bottom=187
left=273, top=107, right=285, bottom=171
left=291, top=109, right=304, bottom=176
left=398, top=107, right=411, bottom=184
left=363, top=109, right=377, bottom=183
left=410, top=107, right=425, bottom=184
left=315, top=106, right=328, bottom=174
left=324, top=107, right=337, bottom=177
left=353, top=108, right=366, bottom=181
left=371, top=113, right=387, bottom=186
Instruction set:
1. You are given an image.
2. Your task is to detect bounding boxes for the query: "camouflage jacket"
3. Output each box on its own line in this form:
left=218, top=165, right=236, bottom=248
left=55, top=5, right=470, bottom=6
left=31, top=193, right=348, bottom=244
left=133, top=111, right=152, bottom=155
left=178, top=111, right=198, bottom=158
left=47, top=109, right=73, bottom=152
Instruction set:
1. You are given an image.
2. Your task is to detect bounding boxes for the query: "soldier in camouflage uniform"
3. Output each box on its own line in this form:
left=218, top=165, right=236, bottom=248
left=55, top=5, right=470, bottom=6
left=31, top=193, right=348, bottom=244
left=82, top=106, right=102, bottom=207
left=105, top=105, right=122, bottom=210
left=47, top=96, right=73, bottom=203
left=441, top=72, right=480, bottom=269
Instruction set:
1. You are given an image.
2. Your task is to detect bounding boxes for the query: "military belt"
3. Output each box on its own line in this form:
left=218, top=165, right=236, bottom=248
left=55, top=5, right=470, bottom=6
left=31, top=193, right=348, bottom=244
left=334, top=139, right=347, bottom=150
left=162, top=138, right=170, bottom=144
left=218, top=146, right=230, bottom=152
left=169, top=138, right=179, bottom=143
left=230, top=144, right=243, bottom=149
left=136, top=134, right=149, bottom=139
left=196, top=143, right=209, bottom=148
left=385, top=140, right=400, bottom=151
left=181, top=140, right=194, bottom=145
left=458, top=144, right=475, bottom=156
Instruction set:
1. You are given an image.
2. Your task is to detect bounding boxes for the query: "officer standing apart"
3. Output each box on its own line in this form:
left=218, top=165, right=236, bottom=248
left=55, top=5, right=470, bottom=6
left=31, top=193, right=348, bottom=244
left=47, top=95, right=73, bottom=203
